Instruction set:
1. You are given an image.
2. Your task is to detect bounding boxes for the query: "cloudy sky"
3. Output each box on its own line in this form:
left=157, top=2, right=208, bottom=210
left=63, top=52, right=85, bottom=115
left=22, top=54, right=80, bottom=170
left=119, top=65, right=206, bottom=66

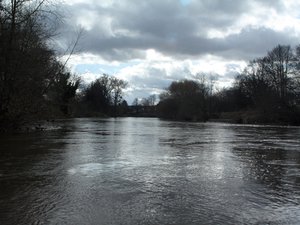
left=56, top=0, right=300, bottom=103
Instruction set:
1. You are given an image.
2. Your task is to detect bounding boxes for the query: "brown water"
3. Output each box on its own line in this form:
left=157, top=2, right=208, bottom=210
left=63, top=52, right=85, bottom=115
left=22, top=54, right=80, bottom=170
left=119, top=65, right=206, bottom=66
left=1, top=118, right=300, bottom=224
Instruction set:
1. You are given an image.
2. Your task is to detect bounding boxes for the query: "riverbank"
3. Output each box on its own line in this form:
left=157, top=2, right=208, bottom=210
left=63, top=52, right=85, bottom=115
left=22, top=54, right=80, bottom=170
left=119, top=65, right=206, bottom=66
left=2, top=108, right=300, bottom=133
left=209, top=110, right=300, bottom=126
left=0, top=120, right=61, bottom=133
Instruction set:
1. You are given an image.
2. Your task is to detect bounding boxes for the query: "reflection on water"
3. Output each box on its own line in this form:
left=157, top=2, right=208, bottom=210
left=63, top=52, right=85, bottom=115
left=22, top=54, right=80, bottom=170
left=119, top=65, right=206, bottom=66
left=1, top=118, right=300, bottom=224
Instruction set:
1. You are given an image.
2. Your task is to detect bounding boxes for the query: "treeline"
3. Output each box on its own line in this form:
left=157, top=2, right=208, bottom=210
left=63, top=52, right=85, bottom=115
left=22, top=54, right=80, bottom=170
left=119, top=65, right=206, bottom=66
left=0, top=1, right=128, bottom=131
left=158, top=45, right=300, bottom=125
left=2, top=1, right=300, bottom=130
left=73, top=74, right=128, bottom=117
left=128, top=95, right=157, bottom=117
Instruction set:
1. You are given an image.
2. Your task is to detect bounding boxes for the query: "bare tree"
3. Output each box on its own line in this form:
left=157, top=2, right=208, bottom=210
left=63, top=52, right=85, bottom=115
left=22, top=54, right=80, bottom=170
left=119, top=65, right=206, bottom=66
left=109, top=77, right=127, bottom=116
left=148, top=94, right=156, bottom=106
left=264, top=45, right=294, bottom=103
left=0, top=0, right=81, bottom=128
left=141, top=98, right=150, bottom=106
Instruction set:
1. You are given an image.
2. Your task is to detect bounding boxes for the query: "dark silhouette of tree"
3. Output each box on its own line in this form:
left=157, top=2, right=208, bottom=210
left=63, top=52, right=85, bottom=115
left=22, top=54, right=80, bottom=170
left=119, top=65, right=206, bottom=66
left=239, top=45, right=298, bottom=108
left=211, top=86, right=248, bottom=113
left=132, top=98, right=140, bottom=114
left=132, top=98, right=139, bottom=106
left=156, top=45, right=300, bottom=125
left=119, top=100, right=128, bottom=115
left=109, top=76, right=127, bottom=116
left=148, top=94, right=156, bottom=106
left=0, top=0, right=81, bottom=130
left=48, top=71, right=80, bottom=115
left=141, top=98, right=150, bottom=106
left=79, top=74, right=127, bottom=117
left=229, top=45, right=300, bottom=124
left=83, top=77, right=111, bottom=114
left=158, top=79, right=208, bottom=121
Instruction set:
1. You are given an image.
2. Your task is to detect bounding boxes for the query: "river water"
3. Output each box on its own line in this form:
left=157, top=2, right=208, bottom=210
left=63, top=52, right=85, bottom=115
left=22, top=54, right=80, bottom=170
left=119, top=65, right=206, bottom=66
left=1, top=118, right=300, bottom=224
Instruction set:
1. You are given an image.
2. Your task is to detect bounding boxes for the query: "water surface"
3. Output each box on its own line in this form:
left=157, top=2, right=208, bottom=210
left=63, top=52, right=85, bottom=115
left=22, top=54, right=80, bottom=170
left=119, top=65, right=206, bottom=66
left=1, top=118, right=300, bottom=224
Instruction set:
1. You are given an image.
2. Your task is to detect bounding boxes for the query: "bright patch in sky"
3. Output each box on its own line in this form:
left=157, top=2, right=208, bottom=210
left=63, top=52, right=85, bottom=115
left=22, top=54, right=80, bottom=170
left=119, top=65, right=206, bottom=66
left=180, top=0, right=192, bottom=6
left=74, top=63, right=137, bottom=75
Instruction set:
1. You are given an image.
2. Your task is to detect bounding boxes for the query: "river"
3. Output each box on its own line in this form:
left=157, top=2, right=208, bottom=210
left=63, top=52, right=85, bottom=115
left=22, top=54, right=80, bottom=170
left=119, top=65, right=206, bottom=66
left=1, top=118, right=300, bottom=224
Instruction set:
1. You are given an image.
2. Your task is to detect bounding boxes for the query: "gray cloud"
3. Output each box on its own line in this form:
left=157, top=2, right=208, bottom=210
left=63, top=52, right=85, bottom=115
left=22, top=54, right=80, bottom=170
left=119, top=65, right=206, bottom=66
left=53, top=0, right=300, bottom=101
left=217, top=27, right=299, bottom=60
left=57, top=0, right=298, bottom=62
left=78, top=25, right=298, bottom=62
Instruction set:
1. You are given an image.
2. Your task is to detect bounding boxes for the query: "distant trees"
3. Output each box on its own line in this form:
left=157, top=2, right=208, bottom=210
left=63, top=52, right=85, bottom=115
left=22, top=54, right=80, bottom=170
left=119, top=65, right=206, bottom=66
left=237, top=45, right=296, bottom=108
left=233, top=45, right=300, bottom=123
left=77, top=74, right=127, bottom=117
left=209, top=87, right=247, bottom=113
left=127, top=95, right=157, bottom=116
left=110, top=77, right=128, bottom=116
left=83, top=75, right=111, bottom=114
left=147, top=94, right=156, bottom=106
left=139, top=94, right=156, bottom=107
left=157, top=45, right=300, bottom=125
left=158, top=79, right=208, bottom=121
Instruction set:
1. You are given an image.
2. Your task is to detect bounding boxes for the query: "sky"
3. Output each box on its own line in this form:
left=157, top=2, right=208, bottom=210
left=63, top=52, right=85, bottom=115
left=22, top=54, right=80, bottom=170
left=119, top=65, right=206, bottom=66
left=55, top=0, right=300, bottom=104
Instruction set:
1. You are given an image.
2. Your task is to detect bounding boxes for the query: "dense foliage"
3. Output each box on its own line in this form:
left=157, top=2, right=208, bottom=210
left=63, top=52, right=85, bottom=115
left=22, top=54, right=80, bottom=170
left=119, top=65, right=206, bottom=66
left=0, top=0, right=81, bottom=130
left=75, top=74, right=128, bottom=117
left=231, top=45, right=300, bottom=124
left=158, top=79, right=208, bottom=121
left=158, top=45, right=300, bottom=125
left=0, top=1, right=128, bottom=131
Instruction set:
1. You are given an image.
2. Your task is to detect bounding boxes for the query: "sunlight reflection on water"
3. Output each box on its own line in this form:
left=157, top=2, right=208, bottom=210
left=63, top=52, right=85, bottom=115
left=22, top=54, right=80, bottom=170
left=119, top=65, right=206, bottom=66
left=1, top=118, right=300, bottom=224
